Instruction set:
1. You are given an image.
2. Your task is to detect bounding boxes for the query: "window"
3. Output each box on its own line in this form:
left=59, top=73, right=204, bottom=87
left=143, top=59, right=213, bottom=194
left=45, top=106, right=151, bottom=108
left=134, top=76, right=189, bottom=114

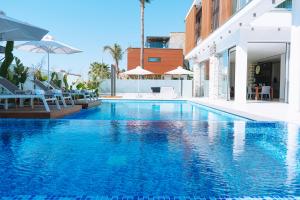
left=147, top=42, right=168, bottom=48
left=148, top=57, right=161, bottom=62
left=195, top=7, right=202, bottom=45
left=276, top=0, right=292, bottom=9
left=211, top=0, right=220, bottom=31
left=232, top=0, right=252, bottom=14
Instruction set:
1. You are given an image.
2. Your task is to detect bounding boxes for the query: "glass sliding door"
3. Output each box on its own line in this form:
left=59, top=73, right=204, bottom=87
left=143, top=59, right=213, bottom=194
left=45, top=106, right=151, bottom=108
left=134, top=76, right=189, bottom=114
left=218, top=51, right=230, bottom=100
left=199, top=61, right=210, bottom=97
left=228, top=47, right=236, bottom=100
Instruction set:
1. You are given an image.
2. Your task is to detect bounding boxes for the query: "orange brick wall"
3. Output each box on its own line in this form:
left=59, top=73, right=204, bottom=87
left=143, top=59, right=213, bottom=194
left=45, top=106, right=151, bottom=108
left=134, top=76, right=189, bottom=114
left=185, top=0, right=233, bottom=55
left=201, top=0, right=213, bottom=39
left=185, top=6, right=197, bottom=55
left=127, top=48, right=184, bottom=75
left=219, top=0, right=233, bottom=25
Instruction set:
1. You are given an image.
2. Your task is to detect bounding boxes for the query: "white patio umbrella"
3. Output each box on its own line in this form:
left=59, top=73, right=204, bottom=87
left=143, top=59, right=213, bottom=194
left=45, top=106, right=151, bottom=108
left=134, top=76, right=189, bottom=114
left=123, top=66, right=153, bottom=95
left=15, top=35, right=82, bottom=86
left=0, top=11, right=48, bottom=41
left=165, top=66, right=193, bottom=97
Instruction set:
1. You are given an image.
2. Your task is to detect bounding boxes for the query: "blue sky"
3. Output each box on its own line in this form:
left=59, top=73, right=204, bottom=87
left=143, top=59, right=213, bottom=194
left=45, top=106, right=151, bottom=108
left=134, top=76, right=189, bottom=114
left=1, top=0, right=192, bottom=79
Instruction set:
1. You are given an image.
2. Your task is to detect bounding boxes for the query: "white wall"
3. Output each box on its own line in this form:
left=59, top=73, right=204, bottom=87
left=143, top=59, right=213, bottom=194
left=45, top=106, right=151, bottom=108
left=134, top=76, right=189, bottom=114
left=169, top=32, right=185, bottom=53
left=100, top=79, right=193, bottom=98
left=251, top=11, right=292, bottom=27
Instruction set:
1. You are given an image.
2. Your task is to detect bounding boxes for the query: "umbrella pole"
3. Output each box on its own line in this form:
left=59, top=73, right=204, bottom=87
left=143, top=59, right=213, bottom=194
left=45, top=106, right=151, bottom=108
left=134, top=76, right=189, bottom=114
left=181, top=75, right=183, bottom=97
left=47, top=52, right=50, bottom=88
left=138, top=75, right=140, bottom=97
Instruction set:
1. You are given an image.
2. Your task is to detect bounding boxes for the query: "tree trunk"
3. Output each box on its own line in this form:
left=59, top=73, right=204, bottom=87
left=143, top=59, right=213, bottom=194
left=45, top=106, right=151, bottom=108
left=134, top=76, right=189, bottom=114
left=114, top=65, right=117, bottom=96
left=140, top=0, right=145, bottom=68
left=111, top=65, right=115, bottom=96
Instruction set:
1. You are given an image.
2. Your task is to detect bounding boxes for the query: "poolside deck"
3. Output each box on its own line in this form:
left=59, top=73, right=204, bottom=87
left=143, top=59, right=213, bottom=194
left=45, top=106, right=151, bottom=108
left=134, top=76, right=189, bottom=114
left=190, top=98, right=300, bottom=124
left=100, top=96, right=300, bottom=124
left=75, top=100, right=101, bottom=109
left=0, top=105, right=82, bottom=119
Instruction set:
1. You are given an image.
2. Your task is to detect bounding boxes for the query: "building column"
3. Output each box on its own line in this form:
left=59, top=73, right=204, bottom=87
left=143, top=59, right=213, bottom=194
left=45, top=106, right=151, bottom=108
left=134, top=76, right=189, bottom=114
left=288, top=0, right=300, bottom=111
left=280, top=53, right=286, bottom=101
left=234, top=39, right=248, bottom=104
left=193, top=63, right=201, bottom=97
left=208, top=56, right=219, bottom=100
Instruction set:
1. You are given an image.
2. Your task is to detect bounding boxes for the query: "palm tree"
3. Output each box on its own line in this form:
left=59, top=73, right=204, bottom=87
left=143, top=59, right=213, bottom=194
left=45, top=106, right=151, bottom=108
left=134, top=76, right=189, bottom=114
left=88, top=62, right=110, bottom=81
left=103, top=43, right=123, bottom=96
left=103, top=43, right=123, bottom=75
left=139, top=0, right=151, bottom=68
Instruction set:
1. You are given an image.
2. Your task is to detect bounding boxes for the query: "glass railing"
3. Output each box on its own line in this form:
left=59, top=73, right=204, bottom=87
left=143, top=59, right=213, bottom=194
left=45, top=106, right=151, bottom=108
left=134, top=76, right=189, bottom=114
left=276, top=0, right=292, bottom=10
left=146, top=42, right=168, bottom=48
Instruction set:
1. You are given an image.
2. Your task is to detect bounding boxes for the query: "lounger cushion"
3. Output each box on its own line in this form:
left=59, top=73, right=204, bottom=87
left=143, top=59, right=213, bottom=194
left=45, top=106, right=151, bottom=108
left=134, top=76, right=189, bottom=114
left=52, top=89, right=62, bottom=95
left=34, top=89, right=45, bottom=95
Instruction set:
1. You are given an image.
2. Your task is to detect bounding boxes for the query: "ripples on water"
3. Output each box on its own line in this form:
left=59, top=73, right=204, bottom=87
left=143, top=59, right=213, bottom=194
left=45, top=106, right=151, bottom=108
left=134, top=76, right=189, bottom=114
left=0, top=119, right=299, bottom=196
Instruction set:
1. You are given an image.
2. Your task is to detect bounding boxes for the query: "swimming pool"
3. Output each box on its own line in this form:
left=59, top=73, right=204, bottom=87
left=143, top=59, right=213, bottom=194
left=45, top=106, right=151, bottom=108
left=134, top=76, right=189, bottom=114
left=65, top=100, right=247, bottom=121
left=0, top=100, right=300, bottom=197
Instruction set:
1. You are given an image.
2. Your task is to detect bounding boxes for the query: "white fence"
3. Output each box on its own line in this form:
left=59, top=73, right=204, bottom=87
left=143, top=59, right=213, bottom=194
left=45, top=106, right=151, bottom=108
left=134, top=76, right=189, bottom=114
left=100, top=79, right=193, bottom=98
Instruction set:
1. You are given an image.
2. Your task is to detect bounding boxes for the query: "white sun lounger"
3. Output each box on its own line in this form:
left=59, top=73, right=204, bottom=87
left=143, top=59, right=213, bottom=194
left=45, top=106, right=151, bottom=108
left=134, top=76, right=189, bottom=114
left=0, top=77, right=60, bottom=112
left=70, top=89, right=98, bottom=103
left=33, top=80, right=74, bottom=107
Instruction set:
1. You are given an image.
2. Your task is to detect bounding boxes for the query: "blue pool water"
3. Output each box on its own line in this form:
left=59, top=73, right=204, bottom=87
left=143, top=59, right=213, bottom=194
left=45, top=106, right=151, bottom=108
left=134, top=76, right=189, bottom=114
left=64, top=100, right=247, bottom=121
left=0, top=100, right=300, bottom=197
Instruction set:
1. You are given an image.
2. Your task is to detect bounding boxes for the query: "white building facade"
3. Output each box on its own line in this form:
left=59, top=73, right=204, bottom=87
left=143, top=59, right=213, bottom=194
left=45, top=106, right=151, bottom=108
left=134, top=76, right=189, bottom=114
left=185, top=0, right=300, bottom=111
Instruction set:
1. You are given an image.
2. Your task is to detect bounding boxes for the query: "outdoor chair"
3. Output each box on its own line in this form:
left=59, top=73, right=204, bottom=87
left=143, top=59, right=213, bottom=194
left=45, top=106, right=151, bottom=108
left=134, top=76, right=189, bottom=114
left=260, top=86, right=271, bottom=100
left=247, top=86, right=255, bottom=100
left=0, top=77, right=60, bottom=112
left=151, top=87, right=160, bottom=93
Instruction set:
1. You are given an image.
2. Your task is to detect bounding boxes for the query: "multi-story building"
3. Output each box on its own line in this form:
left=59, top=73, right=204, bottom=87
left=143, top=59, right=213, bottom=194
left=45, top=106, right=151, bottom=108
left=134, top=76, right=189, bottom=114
left=127, top=32, right=185, bottom=78
left=185, top=0, right=300, bottom=111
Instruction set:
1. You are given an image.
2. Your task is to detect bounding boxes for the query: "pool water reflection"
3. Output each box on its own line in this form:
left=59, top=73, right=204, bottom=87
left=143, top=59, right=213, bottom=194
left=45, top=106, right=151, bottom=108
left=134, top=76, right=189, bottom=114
left=64, top=100, right=247, bottom=121
left=0, top=119, right=299, bottom=196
